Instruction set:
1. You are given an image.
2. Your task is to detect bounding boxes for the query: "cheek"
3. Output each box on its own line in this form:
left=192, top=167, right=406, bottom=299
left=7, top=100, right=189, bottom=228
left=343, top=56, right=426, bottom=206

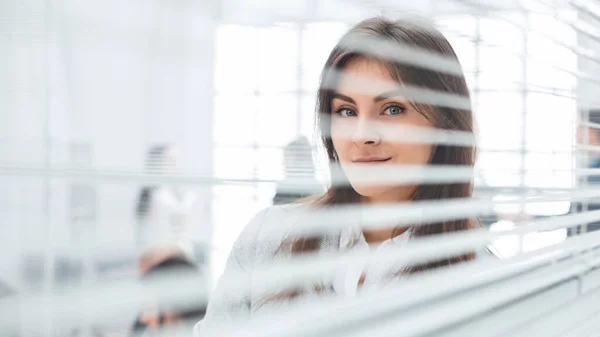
left=390, top=143, right=433, bottom=164
left=331, top=121, right=351, bottom=159
left=331, top=136, right=349, bottom=160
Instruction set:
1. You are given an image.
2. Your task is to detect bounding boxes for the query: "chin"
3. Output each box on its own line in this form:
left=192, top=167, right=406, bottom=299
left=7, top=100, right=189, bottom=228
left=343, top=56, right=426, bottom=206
left=348, top=180, right=417, bottom=203
left=349, top=183, right=399, bottom=199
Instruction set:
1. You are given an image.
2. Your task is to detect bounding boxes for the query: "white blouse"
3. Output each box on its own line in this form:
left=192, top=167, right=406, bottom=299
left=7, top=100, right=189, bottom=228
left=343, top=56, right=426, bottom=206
left=332, top=225, right=412, bottom=297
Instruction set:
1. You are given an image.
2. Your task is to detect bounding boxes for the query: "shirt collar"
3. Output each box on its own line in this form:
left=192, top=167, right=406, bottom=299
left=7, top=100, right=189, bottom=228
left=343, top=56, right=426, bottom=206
left=339, top=224, right=412, bottom=250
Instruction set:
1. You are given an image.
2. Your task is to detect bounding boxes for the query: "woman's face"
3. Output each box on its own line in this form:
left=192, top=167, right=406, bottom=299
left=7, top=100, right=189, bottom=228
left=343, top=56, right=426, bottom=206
left=330, top=57, right=434, bottom=203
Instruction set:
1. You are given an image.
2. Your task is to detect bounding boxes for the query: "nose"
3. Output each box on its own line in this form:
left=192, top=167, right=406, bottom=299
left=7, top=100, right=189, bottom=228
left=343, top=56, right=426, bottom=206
left=351, top=117, right=381, bottom=146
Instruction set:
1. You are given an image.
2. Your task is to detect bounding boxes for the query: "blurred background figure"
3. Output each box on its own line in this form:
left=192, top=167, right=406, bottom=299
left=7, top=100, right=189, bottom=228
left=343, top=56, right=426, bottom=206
left=130, top=256, right=206, bottom=337
left=135, top=145, right=197, bottom=266
left=569, top=109, right=600, bottom=236
left=579, top=109, right=600, bottom=183
left=272, top=136, right=323, bottom=204
left=137, top=244, right=189, bottom=275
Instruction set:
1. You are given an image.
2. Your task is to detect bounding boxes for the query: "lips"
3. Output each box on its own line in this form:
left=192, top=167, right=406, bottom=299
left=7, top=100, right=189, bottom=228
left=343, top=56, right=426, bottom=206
left=352, top=157, right=391, bottom=163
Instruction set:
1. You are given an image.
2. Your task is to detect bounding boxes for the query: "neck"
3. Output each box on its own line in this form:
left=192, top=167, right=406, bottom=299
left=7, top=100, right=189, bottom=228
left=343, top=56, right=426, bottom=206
left=358, top=186, right=416, bottom=244
left=362, top=227, right=409, bottom=245
left=361, top=185, right=416, bottom=205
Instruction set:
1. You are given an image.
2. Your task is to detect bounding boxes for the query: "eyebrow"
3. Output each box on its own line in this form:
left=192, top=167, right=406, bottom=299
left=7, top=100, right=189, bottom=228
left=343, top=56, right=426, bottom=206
left=374, top=89, right=405, bottom=102
left=332, top=93, right=356, bottom=104
left=332, top=89, right=405, bottom=104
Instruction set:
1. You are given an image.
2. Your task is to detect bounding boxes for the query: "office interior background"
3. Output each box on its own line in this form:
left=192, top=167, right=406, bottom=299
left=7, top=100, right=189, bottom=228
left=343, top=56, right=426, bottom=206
left=2, top=0, right=600, bottom=336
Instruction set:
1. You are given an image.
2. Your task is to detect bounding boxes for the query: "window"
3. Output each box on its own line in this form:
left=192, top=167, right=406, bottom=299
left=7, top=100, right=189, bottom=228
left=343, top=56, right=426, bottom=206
left=211, top=22, right=348, bottom=281
left=437, top=13, right=576, bottom=216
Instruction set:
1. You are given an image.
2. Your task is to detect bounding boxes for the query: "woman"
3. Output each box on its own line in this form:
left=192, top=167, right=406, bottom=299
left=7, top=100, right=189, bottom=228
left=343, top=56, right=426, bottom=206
left=197, top=17, right=479, bottom=334
left=135, top=145, right=196, bottom=263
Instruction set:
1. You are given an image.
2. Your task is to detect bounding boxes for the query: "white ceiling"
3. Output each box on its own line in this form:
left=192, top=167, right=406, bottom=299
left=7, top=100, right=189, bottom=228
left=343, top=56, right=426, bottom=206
left=218, top=0, right=525, bottom=25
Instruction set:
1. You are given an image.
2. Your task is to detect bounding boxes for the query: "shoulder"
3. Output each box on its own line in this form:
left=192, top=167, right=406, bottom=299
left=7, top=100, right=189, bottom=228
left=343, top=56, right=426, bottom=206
left=240, top=202, right=315, bottom=244
left=263, top=202, right=314, bottom=221
left=230, top=202, right=316, bottom=266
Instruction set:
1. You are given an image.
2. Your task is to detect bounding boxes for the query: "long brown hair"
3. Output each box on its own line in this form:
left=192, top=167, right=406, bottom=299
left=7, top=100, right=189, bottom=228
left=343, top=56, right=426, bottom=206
left=268, top=17, right=477, bottom=302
